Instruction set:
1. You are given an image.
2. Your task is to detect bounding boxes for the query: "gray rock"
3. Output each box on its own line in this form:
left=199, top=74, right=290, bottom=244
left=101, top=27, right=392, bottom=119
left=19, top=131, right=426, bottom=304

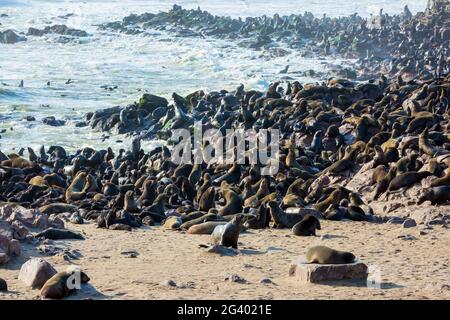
left=0, top=29, right=27, bottom=44
left=206, top=244, right=238, bottom=256
left=161, top=279, right=177, bottom=287
left=259, top=278, right=274, bottom=284
left=223, top=273, right=247, bottom=284
left=18, top=258, right=57, bottom=289
left=386, top=217, right=405, bottom=224
left=402, top=218, right=417, bottom=228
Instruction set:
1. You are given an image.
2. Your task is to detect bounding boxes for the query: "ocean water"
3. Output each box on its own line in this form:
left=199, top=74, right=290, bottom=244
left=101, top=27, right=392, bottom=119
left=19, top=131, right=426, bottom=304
left=0, top=0, right=427, bottom=153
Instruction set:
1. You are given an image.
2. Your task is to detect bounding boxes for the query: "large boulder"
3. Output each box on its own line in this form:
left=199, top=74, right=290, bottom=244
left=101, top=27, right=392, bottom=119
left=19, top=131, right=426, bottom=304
left=0, top=29, right=27, bottom=44
left=138, top=94, right=168, bottom=114
left=18, top=258, right=57, bottom=289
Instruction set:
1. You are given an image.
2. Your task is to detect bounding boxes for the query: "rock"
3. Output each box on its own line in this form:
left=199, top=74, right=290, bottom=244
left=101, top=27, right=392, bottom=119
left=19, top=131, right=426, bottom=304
left=8, top=239, right=21, bottom=256
left=49, top=215, right=65, bottom=229
left=11, top=220, right=29, bottom=240
left=42, top=116, right=65, bottom=127
left=27, top=25, right=88, bottom=37
left=0, top=29, right=27, bottom=44
left=69, top=212, right=84, bottom=224
left=206, top=244, right=238, bottom=256
left=402, top=218, right=417, bottom=228
left=18, top=258, right=57, bottom=289
left=259, top=278, right=274, bottom=284
left=161, top=279, right=177, bottom=287
left=383, top=203, right=404, bottom=213
left=108, top=223, right=132, bottom=231
left=0, top=249, right=9, bottom=264
left=0, top=278, right=7, bottom=291
left=141, top=216, right=154, bottom=226
left=24, top=116, right=36, bottom=121
left=138, top=93, right=168, bottom=113
left=386, top=217, right=405, bottom=224
left=289, top=258, right=368, bottom=283
left=223, top=273, right=247, bottom=284
left=398, top=234, right=418, bottom=241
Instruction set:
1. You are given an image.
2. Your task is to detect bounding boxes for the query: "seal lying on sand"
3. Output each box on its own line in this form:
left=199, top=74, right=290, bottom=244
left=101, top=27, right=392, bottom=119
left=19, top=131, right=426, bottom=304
left=40, top=269, right=90, bottom=299
left=35, top=228, right=84, bottom=240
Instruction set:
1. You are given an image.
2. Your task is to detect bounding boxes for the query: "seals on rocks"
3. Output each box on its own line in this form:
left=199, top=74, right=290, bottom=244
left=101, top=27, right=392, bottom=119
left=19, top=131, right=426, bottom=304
left=211, top=214, right=244, bottom=249
left=306, top=246, right=356, bottom=264
left=292, top=214, right=321, bottom=236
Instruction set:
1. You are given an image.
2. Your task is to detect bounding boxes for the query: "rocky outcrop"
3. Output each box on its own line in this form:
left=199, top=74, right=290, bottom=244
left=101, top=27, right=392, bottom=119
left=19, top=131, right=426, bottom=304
left=0, top=29, right=27, bottom=44
left=27, top=25, right=88, bottom=37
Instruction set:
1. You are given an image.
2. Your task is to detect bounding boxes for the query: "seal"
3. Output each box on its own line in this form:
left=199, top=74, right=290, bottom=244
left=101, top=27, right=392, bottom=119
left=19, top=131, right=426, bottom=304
left=199, top=186, right=215, bottom=212
left=306, top=246, right=356, bottom=264
left=430, top=169, right=450, bottom=187
left=65, top=171, right=87, bottom=202
left=124, top=190, right=139, bottom=213
left=292, top=214, right=321, bottom=236
left=268, top=201, right=318, bottom=228
left=417, top=186, right=450, bottom=205
left=387, top=171, right=432, bottom=192
left=218, top=184, right=242, bottom=216
left=40, top=269, right=90, bottom=299
left=211, top=214, right=244, bottom=249
left=35, top=228, right=84, bottom=240
left=39, top=203, right=78, bottom=215
left=187, top=221, right=227, bottom=234
left=313, top=188, right=342, bottom=212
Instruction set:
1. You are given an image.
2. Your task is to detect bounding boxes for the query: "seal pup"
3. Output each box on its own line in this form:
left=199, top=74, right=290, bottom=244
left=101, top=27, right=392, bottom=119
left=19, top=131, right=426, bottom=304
left=211, top=214, right=244, bottom=249
left=292, top=214, right=321, bottom=236
left=40, top=269, right=90, bottom=299
left=124, top=190, right=139, bottom=213
left=306, top=246, right=356, bottom=264
left=218, top=183, right=242, bottom=216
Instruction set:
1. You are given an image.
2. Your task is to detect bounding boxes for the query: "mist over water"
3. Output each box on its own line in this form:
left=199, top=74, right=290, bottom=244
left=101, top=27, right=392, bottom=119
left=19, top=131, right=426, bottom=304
left=0, top=0, right=428, bottom=152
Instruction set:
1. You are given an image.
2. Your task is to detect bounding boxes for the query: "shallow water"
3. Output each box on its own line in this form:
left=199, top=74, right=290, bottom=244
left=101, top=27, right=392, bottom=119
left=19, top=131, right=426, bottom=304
left=0, top=0, right=427, bottom=153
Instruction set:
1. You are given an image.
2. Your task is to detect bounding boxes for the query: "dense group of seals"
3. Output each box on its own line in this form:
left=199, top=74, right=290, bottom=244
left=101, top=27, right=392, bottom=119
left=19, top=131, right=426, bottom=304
left=100, top=2, right=449, bottom=80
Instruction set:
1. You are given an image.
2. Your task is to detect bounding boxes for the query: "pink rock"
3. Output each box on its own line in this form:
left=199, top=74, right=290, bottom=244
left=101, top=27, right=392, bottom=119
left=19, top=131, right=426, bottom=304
left=11, top=220, right=29, bottom=240
left=0, top=234, right=11, bottom=253
left=0, top=249, right=9, bottom=264
left=18, top=258, right=57, bottom=289
left=289, top=258, right=368, bottom=283
left=49, top=215, right=65, bottom=229
left=0, top=205, right=13, bottom=219
left=8, top=239, right=21, bottom=256
left=33, top=214, right=49, bottom=229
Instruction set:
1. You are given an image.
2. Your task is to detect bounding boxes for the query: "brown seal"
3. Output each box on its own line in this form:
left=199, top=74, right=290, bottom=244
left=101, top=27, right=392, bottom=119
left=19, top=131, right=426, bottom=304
left=65, top=171, right=87, bottom=202
left=306, top=246, right=356, bottom=264
left=211, top=214, right=244, bottom=249
left=387, top=171, right=432, bottom=192
left=187, top=221, right=227, bottom=234
left=417, top=186, right=450, bottom=205
left=40, top=269, right=90, bottom=299
left=292, top=214, right=321, bottom=236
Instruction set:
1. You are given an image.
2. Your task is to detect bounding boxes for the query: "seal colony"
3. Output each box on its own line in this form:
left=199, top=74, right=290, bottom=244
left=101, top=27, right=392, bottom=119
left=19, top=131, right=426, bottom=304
left=0, top=1, right=449, bottom=300
left=100, top=1, right=449, bottom=80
